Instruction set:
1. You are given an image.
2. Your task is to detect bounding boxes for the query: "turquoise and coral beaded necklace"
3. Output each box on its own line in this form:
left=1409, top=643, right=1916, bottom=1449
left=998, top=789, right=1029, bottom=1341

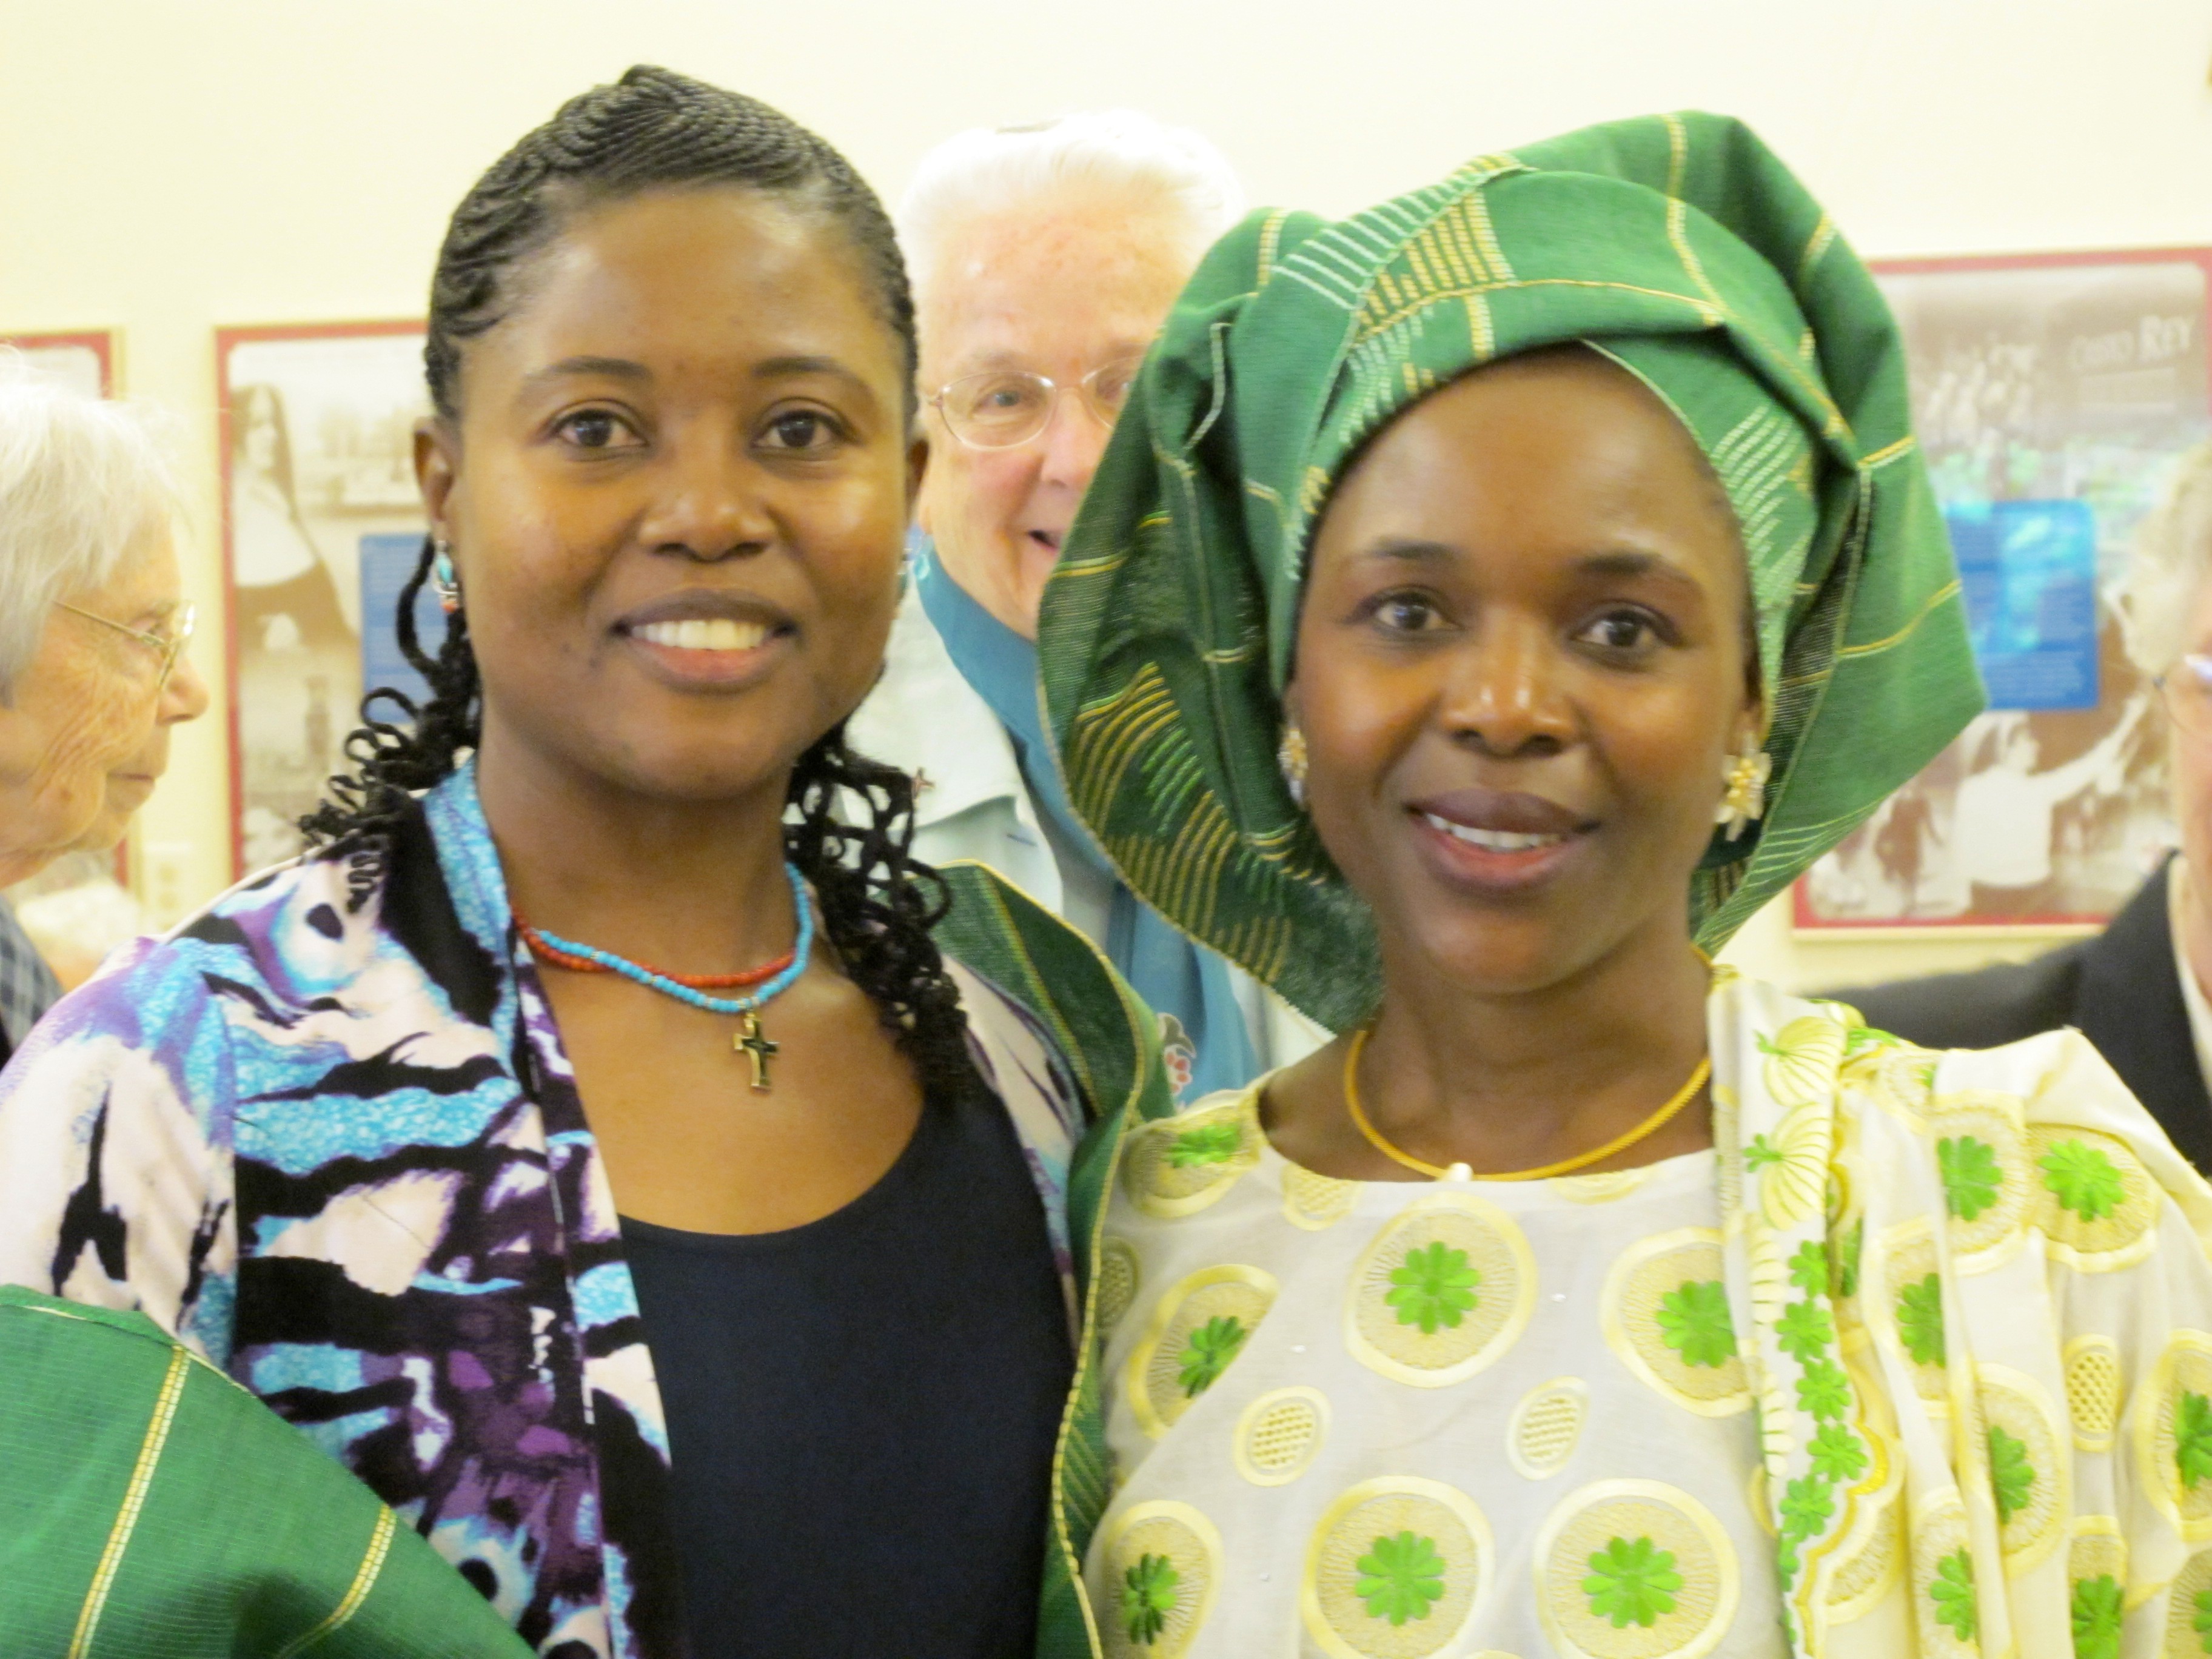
left=517, top=860, right=814, bottom=1093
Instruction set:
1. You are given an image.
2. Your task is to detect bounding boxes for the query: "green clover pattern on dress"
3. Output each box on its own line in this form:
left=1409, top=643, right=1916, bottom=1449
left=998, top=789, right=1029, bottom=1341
left=2039, top=1139, right=2126, bottom=1222
left=1809, top=1421, right=1870, bottom=1483
left=2192, top=1583, right=2212, bottom=1654
left=1930, top=1547, right=1977, bottom=1643
left=1121, top=1552, right=1179, bottom=1646
left=1899, top=1274, right=1946, bottom=1367
left=1353, top=1532, right=1447, bottom=1627
left=1583, top=1535, right=1683, bottom=1629
left=1385, top=1242, right=1480, bottom=1336
left=1987, top=1424, right=2034, bottom=1523
left=1657, top=1279, right=1737, bottom=1368
left=2178, top=1390, right=2212, bottom=1490
left=2068, top=1573, right=2122, bottom=1659
left=1167, top=1122, right=1242, bottom=1168
left=1937, top=1135, right=2003, bottom=1222
left=1177, top=1315, right=1247, bottom=1398
left=1775, top=1299, right=1835, bottom=1364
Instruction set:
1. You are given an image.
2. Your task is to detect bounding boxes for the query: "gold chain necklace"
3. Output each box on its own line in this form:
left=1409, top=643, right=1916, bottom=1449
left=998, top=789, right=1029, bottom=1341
left=1341, top=1027, right=1713, bottom=1182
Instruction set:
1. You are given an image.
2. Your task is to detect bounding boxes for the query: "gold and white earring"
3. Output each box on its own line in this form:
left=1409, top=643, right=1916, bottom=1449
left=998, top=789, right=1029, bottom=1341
left=1716, top=748, right=1771, bottom=840
left=1278, top=725, right=1309, bottom=807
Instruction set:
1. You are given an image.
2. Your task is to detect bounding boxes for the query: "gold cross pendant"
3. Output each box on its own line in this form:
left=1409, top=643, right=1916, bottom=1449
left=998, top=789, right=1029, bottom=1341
left=735, top=1011, right=779, bottom=1093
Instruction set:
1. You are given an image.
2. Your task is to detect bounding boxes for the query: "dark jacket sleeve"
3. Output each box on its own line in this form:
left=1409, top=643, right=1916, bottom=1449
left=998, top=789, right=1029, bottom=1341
left=1827, top=943, right=2087, bottom=1052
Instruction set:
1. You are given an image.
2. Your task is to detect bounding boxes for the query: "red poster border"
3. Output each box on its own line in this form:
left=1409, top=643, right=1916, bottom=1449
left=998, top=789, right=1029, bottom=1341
left=216, top=320, right=424, bottom=879
left=1792, top=245, right=2212, bottom=936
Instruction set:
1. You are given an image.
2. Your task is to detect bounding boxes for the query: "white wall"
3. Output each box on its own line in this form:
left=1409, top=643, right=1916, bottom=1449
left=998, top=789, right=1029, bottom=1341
left=2, top=0, right=2208, bottom=984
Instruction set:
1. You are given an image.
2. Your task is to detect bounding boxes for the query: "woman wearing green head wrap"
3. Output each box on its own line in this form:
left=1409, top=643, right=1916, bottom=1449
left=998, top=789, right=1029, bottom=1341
left=1035, top=113, right=2212, bottom=1658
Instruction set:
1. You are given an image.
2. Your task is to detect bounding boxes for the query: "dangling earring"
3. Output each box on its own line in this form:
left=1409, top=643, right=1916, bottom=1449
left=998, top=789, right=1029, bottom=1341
left=429, top=539, right=461, bottom=615
left=1716, top=748, right=1772, bottom=840
left=1278, top=725, right=1309, bottom=807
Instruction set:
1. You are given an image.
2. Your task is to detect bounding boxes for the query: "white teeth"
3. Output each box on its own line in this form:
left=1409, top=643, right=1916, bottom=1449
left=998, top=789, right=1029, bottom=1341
left=1423, top=813, right=1566, bottom=853
left=634, top=618, right=769, bottom=652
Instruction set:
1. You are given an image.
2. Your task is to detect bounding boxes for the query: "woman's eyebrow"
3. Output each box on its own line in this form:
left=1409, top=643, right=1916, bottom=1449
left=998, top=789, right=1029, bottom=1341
left=521, top=355, right=650, bottom=389
left=1575, top=549, right=1703, bottom=589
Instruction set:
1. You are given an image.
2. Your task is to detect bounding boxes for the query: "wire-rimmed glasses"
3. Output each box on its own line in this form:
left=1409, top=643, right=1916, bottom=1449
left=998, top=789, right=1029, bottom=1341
left=927, top=355, right=1144, bottom=450
left=55, top=600, right=196, bottom=692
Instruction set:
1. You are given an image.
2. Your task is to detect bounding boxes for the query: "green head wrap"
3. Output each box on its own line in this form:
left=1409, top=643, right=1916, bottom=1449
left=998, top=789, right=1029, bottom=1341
left=1039, top=112, right=1982, bottom=1033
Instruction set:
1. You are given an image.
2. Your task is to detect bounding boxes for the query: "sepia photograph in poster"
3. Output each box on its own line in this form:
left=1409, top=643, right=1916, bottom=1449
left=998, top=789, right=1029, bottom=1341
left=219, top=322, right=427, bottom=876
left=1797, top=249, right=2212, bottom=933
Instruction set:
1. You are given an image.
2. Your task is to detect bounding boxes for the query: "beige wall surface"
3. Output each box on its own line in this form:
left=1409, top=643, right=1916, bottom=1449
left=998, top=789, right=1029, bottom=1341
left=2, top=0, right=2208, bottom=986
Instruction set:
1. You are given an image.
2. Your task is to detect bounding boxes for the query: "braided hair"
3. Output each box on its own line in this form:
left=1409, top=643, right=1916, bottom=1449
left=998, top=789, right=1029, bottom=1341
left=300, top=65, right=970, bottom=1090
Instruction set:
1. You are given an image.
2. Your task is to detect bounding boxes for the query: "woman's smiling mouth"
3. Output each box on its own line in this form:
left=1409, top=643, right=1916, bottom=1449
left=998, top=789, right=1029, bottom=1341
left=615, top=591, right=794, bottom=689
left=1407, top=788, right=1594, bottom=891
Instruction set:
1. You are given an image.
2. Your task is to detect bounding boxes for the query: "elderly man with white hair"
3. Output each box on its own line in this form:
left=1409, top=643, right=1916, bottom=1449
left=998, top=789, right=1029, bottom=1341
left=851, top=110, right=1320, bottom=1099
left=1846, top=446, right=2212, bottom=1169
left=0, top=357, right=208, bottom=1061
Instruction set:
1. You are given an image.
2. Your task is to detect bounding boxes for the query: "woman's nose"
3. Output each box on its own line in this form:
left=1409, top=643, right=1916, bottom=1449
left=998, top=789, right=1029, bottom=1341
left=1035, top=394, right=1111, bottom=494
left=640, top=440, right=774, bottom=558
left=1440, top=619, right=1576, bottom=757
left=159, top=650, right=210, bottom=725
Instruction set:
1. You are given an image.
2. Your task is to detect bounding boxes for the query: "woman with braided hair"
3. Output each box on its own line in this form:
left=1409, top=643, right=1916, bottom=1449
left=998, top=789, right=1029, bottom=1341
left=0, top=67, right=1170, bottom=1659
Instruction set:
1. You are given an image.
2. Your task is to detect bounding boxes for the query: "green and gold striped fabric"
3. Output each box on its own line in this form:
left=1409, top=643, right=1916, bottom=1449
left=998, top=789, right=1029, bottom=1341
left=1039, top=112, right=1982, bottom=1033
left=0, top=1285, right=532, bottom=1657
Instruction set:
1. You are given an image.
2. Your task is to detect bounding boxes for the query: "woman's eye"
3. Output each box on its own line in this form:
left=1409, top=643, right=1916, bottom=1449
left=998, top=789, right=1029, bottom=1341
left=555, top=410, right=635, bottom=451
left=1577, top=609, right=1661, bottom=653
left=1373, top=594, right=1443, bottom=633
left=762, top=409, right=842, bottom=451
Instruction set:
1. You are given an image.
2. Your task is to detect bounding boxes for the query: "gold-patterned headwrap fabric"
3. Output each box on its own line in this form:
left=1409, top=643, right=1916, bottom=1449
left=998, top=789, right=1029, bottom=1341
left=1039, top=112, right=1982, bottom=1032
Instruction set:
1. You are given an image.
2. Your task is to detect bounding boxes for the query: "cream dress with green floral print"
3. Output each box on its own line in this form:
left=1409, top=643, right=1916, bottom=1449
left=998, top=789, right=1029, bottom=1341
left=1083, top=968, right=2212, bottom=1659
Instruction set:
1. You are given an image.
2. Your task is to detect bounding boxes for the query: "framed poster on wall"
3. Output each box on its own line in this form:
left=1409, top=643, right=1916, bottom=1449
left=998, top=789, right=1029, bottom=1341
left=1, top=329, right=116, bottom=398
left=218, top=321, right=429, bottom=877
left=1794, top=247, right=2212, bottom=936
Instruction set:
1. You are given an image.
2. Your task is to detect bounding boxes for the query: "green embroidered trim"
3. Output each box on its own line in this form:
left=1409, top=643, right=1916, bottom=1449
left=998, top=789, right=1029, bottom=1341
left=1583, top=1535, right=1682, bottom=1629
left=2040, top=1138, right=2125, bottom=1222
left=1657, top=1279, right=1737, bottom=1368
left=1929, top=1548, right=1977, bottom=1643
left=2179, top=1390, right=2212, bottom=1490
left=1176, top=1316, right=1247, bottom=1398
left=1897, top=1273, right=1946, bottom=1367
left=1121, top=1553, right=1178, bottom=1646
left=1385, top=1243, right=1480, bottom=1335
left=1937, top=1134, right=2002, bottom=1222
left=1354, top=1532, right=1447, bottom=1626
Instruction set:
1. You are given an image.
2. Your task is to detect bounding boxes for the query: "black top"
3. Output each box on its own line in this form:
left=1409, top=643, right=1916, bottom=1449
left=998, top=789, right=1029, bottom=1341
left=618, top=1070, right=1072, bottom=1659
left=1834, top=856, right=2212, bottom=1173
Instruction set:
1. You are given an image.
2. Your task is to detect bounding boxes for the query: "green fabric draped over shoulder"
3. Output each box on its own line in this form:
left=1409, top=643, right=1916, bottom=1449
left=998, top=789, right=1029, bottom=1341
left=1039, top=112, right=1983, bottom=1034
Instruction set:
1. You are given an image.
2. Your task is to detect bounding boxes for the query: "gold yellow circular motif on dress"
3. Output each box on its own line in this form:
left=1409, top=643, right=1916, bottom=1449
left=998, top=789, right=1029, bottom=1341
left=1548, top=1165, right=1667, bottom=1204
left=1285, top=1162, right=1361, bottom=1230
left=1923, top=1091, right=2031, bottom=1269
left=1122, top=1094, right=1261, bottom=1218
left=1906, top=1491, right=1972, bottom=1658
left=2026, top=1124, right=2159, bottom=1272
left=1973, top=1362, right=2067, bottom=1572
left=1097, top=1236, right=1140, bottom=1339
left=1345, top=1191, right=1535, bottom=1388
left=1839, top=1039, right=1937, bottom=1126
left=1300, top=1476, right=1492, bottom=1659
left=2162, top=1542, right=2212, bottom=1655
left=1233, top=1386, right=1329, bottom=1487
left=1600, top=1230, right=1751, bottom=1416
left=2133, top=1329, right=2212, bottom=1543
left=1098, top=1500, right=1222, bottom=1659
left=1823, top=1486, right=1904, bottom=1629
left=1508, top=1378, right=1589, bottom=1480
left=2064, top=1336, right=2123, bottom=1452
left=1533, top=1480, right=1738, bottom=1659
left=1127, top=1264, right=1278, bottom=1439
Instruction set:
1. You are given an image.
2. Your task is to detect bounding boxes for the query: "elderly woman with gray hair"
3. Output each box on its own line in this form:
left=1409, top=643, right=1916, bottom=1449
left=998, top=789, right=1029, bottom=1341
left=0, top=357, right=207, bottom=1060
left=1848, top=447, right=2212, bottom=1170
left=850, top=110, right=1323, bottom=1101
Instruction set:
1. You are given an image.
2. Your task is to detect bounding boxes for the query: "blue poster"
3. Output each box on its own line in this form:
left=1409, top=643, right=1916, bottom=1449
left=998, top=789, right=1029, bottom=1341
left=358, top=532, right=447, bottom=717
left=1945, top=497, right=2099, bottom=711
